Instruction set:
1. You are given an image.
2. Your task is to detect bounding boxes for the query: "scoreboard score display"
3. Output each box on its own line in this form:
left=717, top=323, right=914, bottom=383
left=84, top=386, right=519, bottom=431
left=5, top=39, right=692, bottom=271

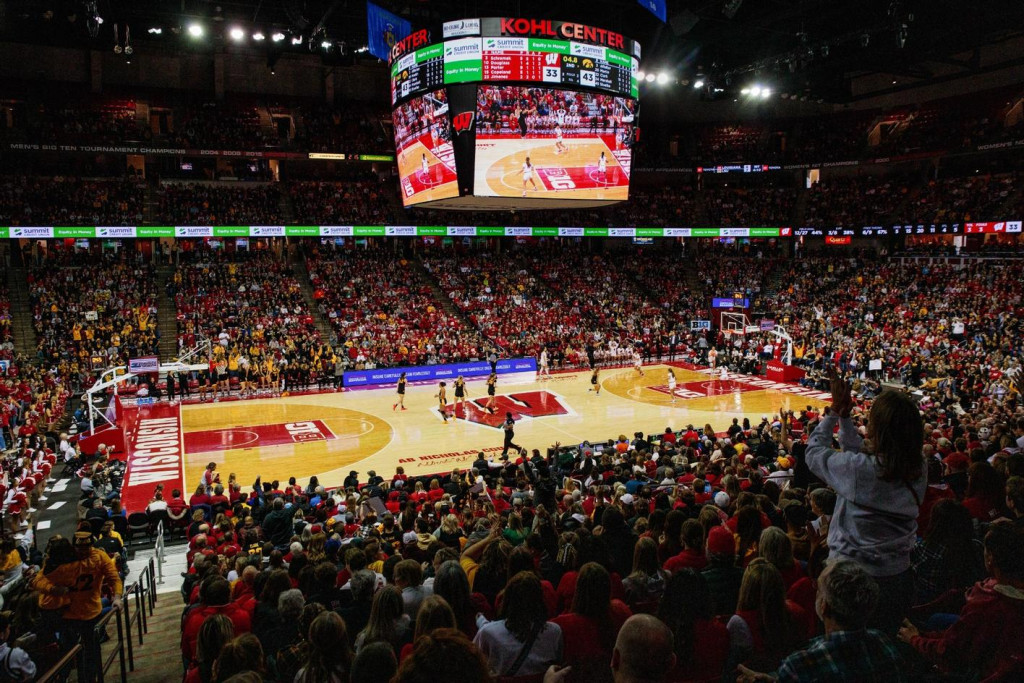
left=389, top=18, right=640, bottom=210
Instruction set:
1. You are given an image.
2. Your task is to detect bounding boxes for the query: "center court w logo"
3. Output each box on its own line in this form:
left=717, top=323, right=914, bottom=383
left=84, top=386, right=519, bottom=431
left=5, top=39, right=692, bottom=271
left=452, top=111, right=475, bottom=134
left=453, top=391, right=570, bottom=428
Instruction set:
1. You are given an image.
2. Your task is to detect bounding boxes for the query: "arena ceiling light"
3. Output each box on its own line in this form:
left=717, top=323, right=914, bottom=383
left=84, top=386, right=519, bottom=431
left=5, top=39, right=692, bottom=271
left=761, top=88, right=771, bottom=98
left=252, top=31, right=266, bottom=41
left=693, top=79, right=705, bottom=89
left=637, top=70, right=646, bottom=80
left=291, top=35, right=303, bottom=45
left=147, top=27, right=162, bottom=35
left=656, top=72, right=670, bottom=85
left=187, top=23, right=204, bottom=38
left=271, top=32, right=286, bottom=42
left=229, top=26, right=245, bottom=41
left=320, top=40, right=332, bottom=49
left=644, top=73, right=656, bottom=82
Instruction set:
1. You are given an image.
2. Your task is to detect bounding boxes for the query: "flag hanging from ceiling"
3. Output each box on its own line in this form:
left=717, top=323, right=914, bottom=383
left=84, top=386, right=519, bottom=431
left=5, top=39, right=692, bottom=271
left=367, top=1, right=411, bottom=60
left=638, top=0, right=667, bottom=22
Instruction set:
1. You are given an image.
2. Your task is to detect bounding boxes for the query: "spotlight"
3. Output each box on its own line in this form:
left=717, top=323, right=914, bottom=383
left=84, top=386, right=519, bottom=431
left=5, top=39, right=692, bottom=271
left=148, top=27, right=162, bottom=34
left=761, top=88, right=771, bottom=98
left=291, top=36, right=302, bottom=45
left=693, top=79, right=705, bottom=89
left=749, top=85, right=761, bottom=96
left=741, top=87, right=750, bottom=94
left=271, top=32, right=285, bottom=42
left=637, top=70, right=645, bottom=80
left=656, top=72, right=669, bottom=85
left=321, top=40, right=332, bottom=49
left=644, top=73, right=655, bottom=82
left=229, top=27, right=244, bottom=41
left=253, top=32, right=265, bottom=41
left=188, top=23, right=204, bottom=38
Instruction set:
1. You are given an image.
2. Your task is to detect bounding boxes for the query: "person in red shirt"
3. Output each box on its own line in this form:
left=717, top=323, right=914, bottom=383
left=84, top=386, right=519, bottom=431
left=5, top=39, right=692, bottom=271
left=661, top=428, right=677, bottom=445
left=664, top=519, right=708, bottom=573
left=181, top=576, right=251, bottom=665
left=551, top=562, right=632, bottom=680
left=899, top=523, right=1024, bottom=681
left=657, top=568, right=729, bottom=683
left=961, top=462, right=1007, bottom=522
left=188, top=484, right=210, bottom=508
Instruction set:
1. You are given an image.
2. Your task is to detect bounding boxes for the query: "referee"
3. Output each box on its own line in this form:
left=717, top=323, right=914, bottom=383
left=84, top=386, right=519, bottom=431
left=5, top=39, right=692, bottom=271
left=501, top=412, right=522, bottom=458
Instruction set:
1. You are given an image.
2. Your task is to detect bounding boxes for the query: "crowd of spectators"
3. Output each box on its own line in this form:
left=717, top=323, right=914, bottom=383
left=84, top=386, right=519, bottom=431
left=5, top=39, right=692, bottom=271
left=703, top=187, right=797, bottom=227
left=5, top=98, right=141, bottom=144
left=908, top=173, right=1018, bottom=224
left=288, top=179, right=399, bottom=225
left=158, top=358, right=1024, bottom=682
left=307, top=244, right=484, bottom=368
left=169, top=102, right=268, bottom=150
left=158, top=183, right=283, bottom=226
left=28, top=250, right=160, bottom=381
left=0, top=176, right=144, bottom=226
left=422, top=251, right=591, bottom=360
left=169, top=249, right=331, bottom=394
left=803, top=176, right=910, bottom=228
left=297, top=103, right=390, bottom=154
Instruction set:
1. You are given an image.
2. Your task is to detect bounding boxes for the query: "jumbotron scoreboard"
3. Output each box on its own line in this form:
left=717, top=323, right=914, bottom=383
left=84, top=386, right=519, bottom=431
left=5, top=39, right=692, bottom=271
left=389, top=18, right=641, bottom=210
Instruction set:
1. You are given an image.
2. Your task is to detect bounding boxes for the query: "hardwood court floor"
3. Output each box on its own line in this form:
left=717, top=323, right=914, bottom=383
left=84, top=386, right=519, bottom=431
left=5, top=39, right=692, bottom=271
left=179, top=365, right=830, bottom=491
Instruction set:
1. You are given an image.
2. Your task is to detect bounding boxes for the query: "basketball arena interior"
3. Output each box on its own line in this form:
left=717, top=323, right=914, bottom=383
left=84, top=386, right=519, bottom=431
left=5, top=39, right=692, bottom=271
left=1, top=0, right=1023, bottom=681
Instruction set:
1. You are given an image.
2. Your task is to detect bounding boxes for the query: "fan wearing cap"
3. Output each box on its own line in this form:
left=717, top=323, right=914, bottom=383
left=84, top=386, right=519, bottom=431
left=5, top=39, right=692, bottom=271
left=31, top=530, right=122, bottom=682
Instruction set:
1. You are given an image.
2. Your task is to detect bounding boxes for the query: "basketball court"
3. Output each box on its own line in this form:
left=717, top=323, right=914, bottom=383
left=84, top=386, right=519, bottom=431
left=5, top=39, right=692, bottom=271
left=395, top=134, right=460, bottom=203
left=119, top=364, right=831, bottom=507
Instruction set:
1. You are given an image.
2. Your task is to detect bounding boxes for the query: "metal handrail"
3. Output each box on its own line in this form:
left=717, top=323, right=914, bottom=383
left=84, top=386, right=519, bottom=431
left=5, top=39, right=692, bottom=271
left=93, top=604, right=127, bottom=683
left=35, top=644, right=82, bottom=683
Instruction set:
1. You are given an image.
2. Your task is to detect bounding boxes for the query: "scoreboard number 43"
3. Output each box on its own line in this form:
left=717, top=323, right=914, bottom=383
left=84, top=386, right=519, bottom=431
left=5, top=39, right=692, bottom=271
left=580, top=71, right=596, bottom=85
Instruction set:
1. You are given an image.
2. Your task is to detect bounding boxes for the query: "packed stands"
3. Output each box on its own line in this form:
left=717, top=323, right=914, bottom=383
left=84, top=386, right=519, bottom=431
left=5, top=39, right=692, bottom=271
left=288, top=178, right=399, bottom=225
left=296, top=102, right=390, bottom=153
left=157, top=183, right=282, bottom=225
left=703, top=186, right=797, bottom=227
left=307, top=244, right=483, bottom=368
left=169, top=101, right=267, bottom=150
left=28, top=252, right=159, bottom=373
left=0, top=176, right=144, bottom=226
left=170, top=250, right=322, bottom=381
left=803, top=175, right=909, bottom=227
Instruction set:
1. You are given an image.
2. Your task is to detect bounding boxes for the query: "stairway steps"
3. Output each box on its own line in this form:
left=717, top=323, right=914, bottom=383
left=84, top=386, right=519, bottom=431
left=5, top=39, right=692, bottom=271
left=290, top=253, right=335, bottom=343
left=7, top=267, right=36, bottom=357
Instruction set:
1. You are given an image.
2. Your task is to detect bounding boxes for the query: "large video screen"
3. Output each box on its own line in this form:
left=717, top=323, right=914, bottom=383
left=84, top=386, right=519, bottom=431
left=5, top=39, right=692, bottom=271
left=392, top=89, right=460, bottom=207
left=473, top=85, right=635, bottom=201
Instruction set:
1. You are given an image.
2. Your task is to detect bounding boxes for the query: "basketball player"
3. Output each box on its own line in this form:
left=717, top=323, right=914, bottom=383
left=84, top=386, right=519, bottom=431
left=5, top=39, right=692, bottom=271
left=420, top=153, right=429, bottom=179
left=393, top=372, right=407, bottom=411
left=708, top=347, right=718, bottom=370
left=453, top=375, right=468, bottom=416
left=667, top=368, right=677, bottom=404
left=216, top=354, right=229, bottom=399
left=435, top=381, right=449, bottom=423
left=538, top=347, right=550, bottom=378
left=598, top=151, right=608, bottom=180
left=485, top=372, right=497, bottom=413
left=554, top=124, right=567, bottom=155
left=238, top=354, right=251, bottom=397
left=588, top=367, right=601, bottom=394
left=521, top=156, right=539, bottom=197
left=633, top=349, right=644, bottom=377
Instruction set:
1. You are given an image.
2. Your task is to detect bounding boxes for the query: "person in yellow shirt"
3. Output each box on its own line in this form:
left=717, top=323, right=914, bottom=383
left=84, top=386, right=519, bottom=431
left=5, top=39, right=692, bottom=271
left=32, top=531, right=122, bottom=683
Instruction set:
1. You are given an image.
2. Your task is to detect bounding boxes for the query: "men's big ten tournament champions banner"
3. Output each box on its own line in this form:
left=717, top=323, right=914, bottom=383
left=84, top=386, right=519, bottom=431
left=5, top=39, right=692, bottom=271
left=368, top=1, right=412, bottom=61
left=344, top=358, right=537, bottom=388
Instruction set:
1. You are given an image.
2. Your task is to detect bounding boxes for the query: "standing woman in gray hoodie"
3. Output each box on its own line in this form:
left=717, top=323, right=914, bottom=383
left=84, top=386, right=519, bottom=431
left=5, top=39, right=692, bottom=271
left=805, top=367, right=926, bottom=635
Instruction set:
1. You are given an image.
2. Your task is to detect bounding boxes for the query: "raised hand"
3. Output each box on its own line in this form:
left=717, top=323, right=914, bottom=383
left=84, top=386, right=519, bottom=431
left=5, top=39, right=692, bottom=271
left=827, top=366, right=854, bottom=418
